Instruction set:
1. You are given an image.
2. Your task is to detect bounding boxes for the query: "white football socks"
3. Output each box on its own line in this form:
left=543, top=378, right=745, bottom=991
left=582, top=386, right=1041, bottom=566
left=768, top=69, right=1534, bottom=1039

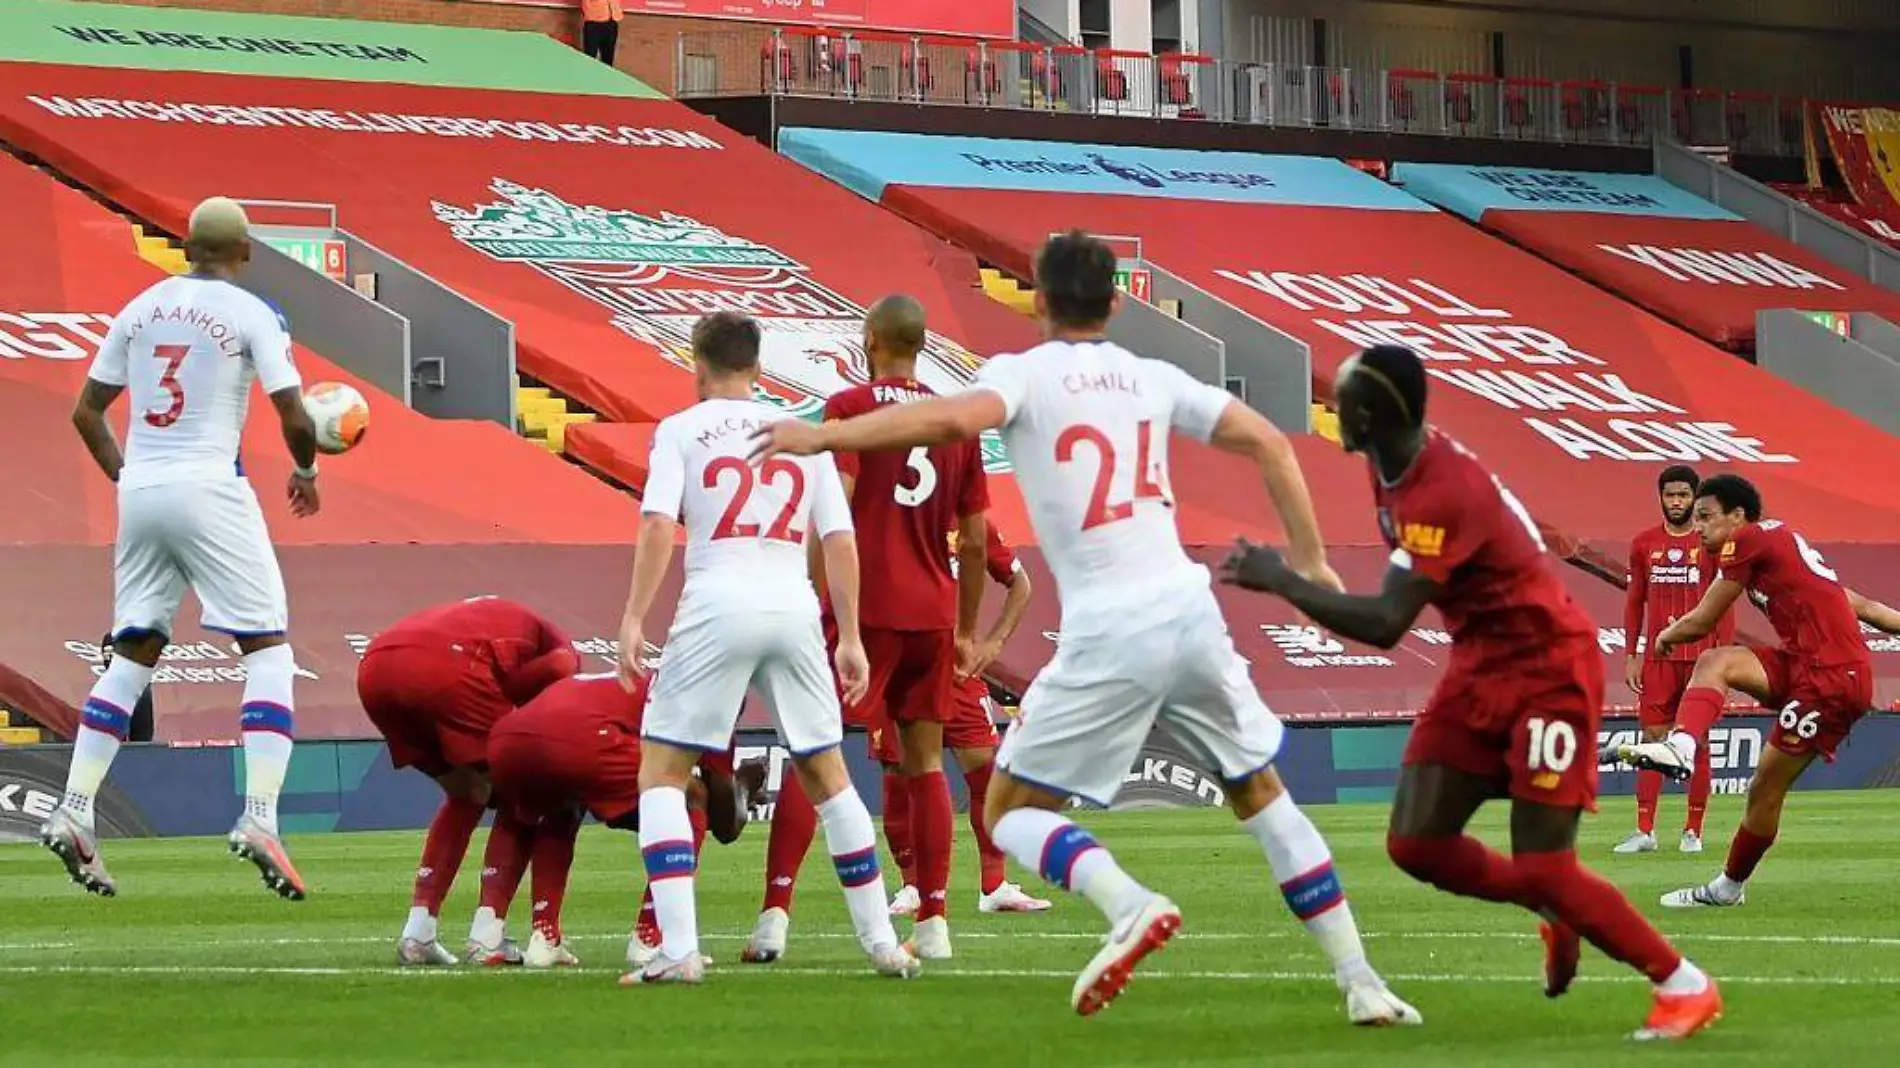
left=62, top=657, right=153, bottom=830
left=468, top=906, right=505, bottom=949
left=639, top=787, right=700, bottom=961
left=816, top=788, right=901, bottom=953
left=402, top=906, right=438, bottom=943
left=238, top=645, right=298, bottom=835
left=1242, top=793, right=1376, bottom=989
left=991, top=808, right=1148, bottom=925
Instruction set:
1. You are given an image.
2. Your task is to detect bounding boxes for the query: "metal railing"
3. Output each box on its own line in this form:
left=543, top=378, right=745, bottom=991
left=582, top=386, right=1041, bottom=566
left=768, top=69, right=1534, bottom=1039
left=677, top=28, right=1826, bottom=156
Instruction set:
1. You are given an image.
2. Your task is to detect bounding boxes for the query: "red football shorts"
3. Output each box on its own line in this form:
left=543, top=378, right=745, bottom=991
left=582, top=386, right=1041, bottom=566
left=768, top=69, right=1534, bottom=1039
left=823, top=613, right=881, bottom=729
left=487, top=720, right=641, bottom=825
left=1754, top=646, right=1873, bottom=761
left=357, top=645, right=511, bottom=777
left=1404, top=636, right=1603, bottom=810
left=861, top=627, right=955, bottom=726
left=1638, top=659, right=1698, bottom=729
left=871, top=678, right=1000, bottom=765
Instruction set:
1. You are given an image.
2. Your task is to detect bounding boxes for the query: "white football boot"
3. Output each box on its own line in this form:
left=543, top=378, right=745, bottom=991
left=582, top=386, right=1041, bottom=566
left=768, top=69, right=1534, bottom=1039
left=397, top=938, right=460, bottom=966
left=1613, top=831, right=1659, bottom=855
left=41, top=808, right=116, bottom=897
left=740, top=907, right=789, bottom=963
left=888, top=884, right=920, bottom=916
left=1072, top=895, right=1182, bottom=1017
left=1679, top=831, right=1705, bottom=854
left=979, top=882, right=1053, bottom=913
left=1345, top=982, right=1425, bottom=1027
left=1661, top=882, right=1745, bottom=909
left=905, top=915, right=953, bottom=960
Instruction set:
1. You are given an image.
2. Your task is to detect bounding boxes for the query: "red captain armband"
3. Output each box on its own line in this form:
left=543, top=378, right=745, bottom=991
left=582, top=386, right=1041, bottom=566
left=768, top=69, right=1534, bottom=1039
left=498, top=647, right=582, bottom=706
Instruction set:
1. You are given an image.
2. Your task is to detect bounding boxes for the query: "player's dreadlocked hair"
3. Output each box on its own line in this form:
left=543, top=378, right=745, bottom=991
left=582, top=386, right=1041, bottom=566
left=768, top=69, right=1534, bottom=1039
left=1035, top=231, right=1118, bottom=329
left=1658, top=464, right=1700, bottom=494
left=1696, top=473, right=1762, bottom=522
left=1354, top=344, right=1429, bottom=429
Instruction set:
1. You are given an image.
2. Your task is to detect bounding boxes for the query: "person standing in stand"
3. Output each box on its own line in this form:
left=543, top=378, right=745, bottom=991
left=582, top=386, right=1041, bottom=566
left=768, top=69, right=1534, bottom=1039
left=580, top=0, right=623, bottom=67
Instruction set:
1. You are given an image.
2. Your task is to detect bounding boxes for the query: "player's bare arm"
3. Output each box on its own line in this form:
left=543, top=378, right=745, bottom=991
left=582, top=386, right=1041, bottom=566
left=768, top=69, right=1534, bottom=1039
left=806, top=472, right=855, bottom=597
left=1655, top=578, right=1745, bottom=656
left=71, top=378, right=125, bottom=483
left=268, top=385, right=322, bottom=518
left=1623, top=544, right=1649, bottom=693
left=971, top=565, right=1033, bottom=679
left=820, top=529, right=870, bottom=706
left=752, top=391, right=1006, bottom=461
left=618, top=512, right=677, bottom=689
left=1847, top=589, right=1900, bottom=635
left=1208, top=400, right=1334, bottom=586
left=701, top=762, right=752, bottom=845
left=954, top=509, right=989, bottom=677
left=1222, top=540, right=1437, bottom=650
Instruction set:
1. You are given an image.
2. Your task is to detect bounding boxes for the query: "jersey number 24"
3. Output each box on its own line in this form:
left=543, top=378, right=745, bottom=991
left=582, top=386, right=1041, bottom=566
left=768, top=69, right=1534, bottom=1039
left=1056, top=421, right=1166, bottom=530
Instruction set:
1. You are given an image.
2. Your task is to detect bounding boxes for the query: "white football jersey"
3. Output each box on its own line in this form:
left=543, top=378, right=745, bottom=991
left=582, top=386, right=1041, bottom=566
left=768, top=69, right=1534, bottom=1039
left=88, top=275, right=301, bottom=490
left=969, top=340, right=1233, bottom=624
left=643, top=398, right=852, bottom=617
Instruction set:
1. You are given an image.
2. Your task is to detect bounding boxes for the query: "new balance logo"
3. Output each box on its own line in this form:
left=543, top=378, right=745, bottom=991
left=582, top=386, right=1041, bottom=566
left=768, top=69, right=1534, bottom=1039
left=1259, top=625, right=1394, bottom=668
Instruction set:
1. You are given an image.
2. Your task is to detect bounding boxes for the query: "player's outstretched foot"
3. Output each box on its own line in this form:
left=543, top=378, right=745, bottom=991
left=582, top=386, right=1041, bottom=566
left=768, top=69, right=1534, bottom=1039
left=524, top=928, right=580, bottom=968
left=1072, top=895, right=1182, bottom=1017
left=620, top=952, right=706, bottom=986
left=1615, top=739, right=1693, bottom=783
left=466, top=937, right=524, bottom=967
left=869, top=942, right=922, bottom=980
left=1540, top=920, right=1581, bottom=998
left=1679, top=831, right=1704, bottom=854
left=905, top=915, right=953, bottom=961
left=1632, top=979, right=1723, bottom=1041
left=889, top=884, right=920, bottom=916
left=1661, top=883, right=1744, bottom=909
left=979, top=882, right=1053, bottom=913
left=40, top=809, right=116, bottom=897
left=397, top=937, right=459, bottom=966
left=740, top=907, right=789, bottom=964
left=227, top=815, right=306, bottom=900
left=1612, top=831, right=1658, bottom=855
left=1345, top=983, right=1423, bottom=1027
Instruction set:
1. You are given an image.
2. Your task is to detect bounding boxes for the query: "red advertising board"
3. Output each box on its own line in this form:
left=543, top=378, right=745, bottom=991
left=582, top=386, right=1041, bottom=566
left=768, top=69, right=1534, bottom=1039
left=627, top=0, right=1013, bottom=38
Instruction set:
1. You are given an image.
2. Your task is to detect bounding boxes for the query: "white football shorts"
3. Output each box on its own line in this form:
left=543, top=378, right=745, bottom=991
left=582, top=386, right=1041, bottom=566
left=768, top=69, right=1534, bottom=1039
left=112, top=478, right=289, bottom=640
left=644, top=606, right=843, bottom=756
left=998, top=583, right=1285, bottom=806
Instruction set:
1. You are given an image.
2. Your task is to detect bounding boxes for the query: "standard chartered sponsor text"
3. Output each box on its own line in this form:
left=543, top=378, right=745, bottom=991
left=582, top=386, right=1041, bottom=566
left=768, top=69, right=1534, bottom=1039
left=25, top=95, right=721, bottom=149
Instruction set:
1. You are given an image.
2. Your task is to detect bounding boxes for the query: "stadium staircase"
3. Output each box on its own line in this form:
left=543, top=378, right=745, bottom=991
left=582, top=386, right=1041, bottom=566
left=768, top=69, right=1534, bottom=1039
left=979, top=267, right=1036, bottom=317
left=0, top=708, right=44, bottom=746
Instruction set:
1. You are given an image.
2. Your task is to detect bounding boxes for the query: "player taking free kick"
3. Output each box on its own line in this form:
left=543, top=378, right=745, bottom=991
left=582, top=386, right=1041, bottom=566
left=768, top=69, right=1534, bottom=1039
left=619, top=311, right=917, bottom=985
left=1614, top=474, right=1900, bottom=909
left=752, top=231, right=1416, bottom=1024
left=1222, top=343, right=1720, bottom=1042
left=45, top=198, right=320, bottom=901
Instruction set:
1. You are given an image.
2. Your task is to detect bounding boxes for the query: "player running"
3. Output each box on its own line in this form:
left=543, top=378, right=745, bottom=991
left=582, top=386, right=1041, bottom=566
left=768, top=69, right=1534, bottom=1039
left=44, top=198, right=320, bottom=901
left=1614, top=465, right=1736, bottom=855
left=886, top=525, right=1050, bottom=916
left=753, top=232, right=1416, bottom=1024
left=1222, top=343, right=1720, bottom=1041
left=357, top=596, right=580, bottom=965
left=487, top=673, right=763, bottom=969
left=619, top=310, right=917, bottom=986
left=1613, top=474, right=1900, bottom=909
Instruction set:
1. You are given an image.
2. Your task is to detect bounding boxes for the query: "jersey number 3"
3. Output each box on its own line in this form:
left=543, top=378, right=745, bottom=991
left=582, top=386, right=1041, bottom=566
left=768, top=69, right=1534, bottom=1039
left=143, top=344, right=190, bottom=428
left=705, top=456, right=806, bottom=544
left=1056, top=421, right=1164, bottom=530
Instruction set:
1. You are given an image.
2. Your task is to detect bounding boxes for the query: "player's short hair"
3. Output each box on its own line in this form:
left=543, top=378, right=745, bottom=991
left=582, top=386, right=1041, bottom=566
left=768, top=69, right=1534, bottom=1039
left=866, top=294, right=927, bottom=356
left=1696, top=473, right=1762, bottom=521
left=1657, top=464, right=1700, bottom=494
left=1034, top=231, right=1118, bottom=328
left=1352, top=344, right=1428, bottom=429
left=184, top=196, right=250, bottom=264
left=692, top=311, right=762, bottom=373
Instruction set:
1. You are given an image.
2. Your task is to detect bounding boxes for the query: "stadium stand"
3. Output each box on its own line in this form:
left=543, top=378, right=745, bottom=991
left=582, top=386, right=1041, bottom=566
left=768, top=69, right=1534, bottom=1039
left=1392, top=164, right=1900, bottom=350
left=1773, top=181, right=1900, bottom=250
left=0, top=148, right=638, bottom=743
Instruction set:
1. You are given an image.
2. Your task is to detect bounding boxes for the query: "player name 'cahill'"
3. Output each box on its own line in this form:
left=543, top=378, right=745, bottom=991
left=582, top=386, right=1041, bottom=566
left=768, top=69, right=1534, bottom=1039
left=1063, top=371, right=1143, bottom=396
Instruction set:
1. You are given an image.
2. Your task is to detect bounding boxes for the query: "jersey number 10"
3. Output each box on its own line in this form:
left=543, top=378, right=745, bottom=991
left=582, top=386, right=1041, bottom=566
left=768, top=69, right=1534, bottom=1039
left=1056, top=421, right=1165, bottom=530
left=705, top=456, right=806, bottom=544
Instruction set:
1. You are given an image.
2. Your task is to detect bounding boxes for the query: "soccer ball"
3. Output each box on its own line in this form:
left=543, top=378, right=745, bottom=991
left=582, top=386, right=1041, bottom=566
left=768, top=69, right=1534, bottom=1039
left=303, top=381, right=369, bottom=455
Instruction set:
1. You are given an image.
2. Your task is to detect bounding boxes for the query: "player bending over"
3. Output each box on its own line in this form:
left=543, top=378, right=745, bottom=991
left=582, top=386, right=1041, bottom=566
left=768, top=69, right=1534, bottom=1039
left=45, top=198, right=321, bottom=901
left=885, top=524, right=1050, bottom=917
left=488, top=674, right=764, bottom=969
left=620, top=310, right=917, bottom=986
left=1614, top=474, right=1900, bottom=909
left=753, top=231, right=1416, bottom=1024
left=357, top=597, right=579, bottom=966
left=1614, top=465, right=1736, bottom=855
left=1223, top=343, right=1720, bottom=1042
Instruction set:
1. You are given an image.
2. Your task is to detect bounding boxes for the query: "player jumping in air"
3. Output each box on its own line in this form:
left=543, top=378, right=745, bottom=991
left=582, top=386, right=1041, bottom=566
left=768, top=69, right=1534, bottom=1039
left=753, top=232, right=1417, bottom=1024
left=620, top=311, right=916, bottom=985
left=356, top=597, right=580, bottom=966
left=1614, top=474, right=1900, bottom=909
left=45, top=198, right=321, bottom=901
left=1222, top=344, right=1721, bottom=1042
left=1615, top=465, right=1736, bottom=855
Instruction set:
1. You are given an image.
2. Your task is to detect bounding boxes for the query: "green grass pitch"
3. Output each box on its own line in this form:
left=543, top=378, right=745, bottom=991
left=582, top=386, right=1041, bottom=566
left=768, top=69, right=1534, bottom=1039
left=3, top=791, right=1896, bottom=1066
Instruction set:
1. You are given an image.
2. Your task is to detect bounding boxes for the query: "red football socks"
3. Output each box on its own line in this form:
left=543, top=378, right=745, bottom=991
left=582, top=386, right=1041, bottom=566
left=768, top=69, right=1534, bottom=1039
left=881, top=770, right=917, bottom=886
left=911, top=769, right=954, bottom=921
left=1515, top=849, right=1682, bottom=984
left=410, top=796, right=484, bottom=913
left=479, top=807, right=533, bottom=917
left=963, top=761, right=1007, bottom=894
left=1635, top=771, right=1662, bottom=835
left=529, top=810, right=580, bottom=941
left=1724, top=826, right=1776, bottom=883
left=1387, top=833, right=1529, bottom=904
left=1675, top=687, right=1726, bottom=742
left=761, top=769, right=817, bottom=913
left=1686, top=744, right=1713, bottom=836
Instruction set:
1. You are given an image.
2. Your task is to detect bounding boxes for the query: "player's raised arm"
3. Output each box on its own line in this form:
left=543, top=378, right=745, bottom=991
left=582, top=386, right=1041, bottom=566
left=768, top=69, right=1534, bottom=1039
left=1848, top=589, right=1900, bottom=635
left=752, top=391, right=1006, bottom=461
left=811, top=454, right=869, bottom=706
left=73, top=311, right=130, bottom=482
left=1223, top=540, right=1437, bottom=650
left=620, top=425, right=685, bottom=689
left=1656, top=578, right=1745, bottom=656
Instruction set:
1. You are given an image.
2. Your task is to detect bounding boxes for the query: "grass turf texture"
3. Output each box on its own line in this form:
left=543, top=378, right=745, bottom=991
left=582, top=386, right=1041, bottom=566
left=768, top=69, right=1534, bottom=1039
left=3, top=791, right=1896, bottom=1066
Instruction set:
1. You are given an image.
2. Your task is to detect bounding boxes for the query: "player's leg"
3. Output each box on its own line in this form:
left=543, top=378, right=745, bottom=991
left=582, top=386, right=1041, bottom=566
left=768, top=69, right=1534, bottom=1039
left=523, top=807, right=583, bottom=968
left=1617, top=667, right=1674, bottom=853
left=955, top=741, right=1047, bottom=911
left=1618, top=646, right=1770, bottom=781
left=1664, top=743, right=1816, bottom=908
left=890, top=631, right=957, bottom=951
left=468, top=801, right=532, bottom=964
left=398, top=768, right=491, bottom=965
left=875, top=724, right=919, bottom=913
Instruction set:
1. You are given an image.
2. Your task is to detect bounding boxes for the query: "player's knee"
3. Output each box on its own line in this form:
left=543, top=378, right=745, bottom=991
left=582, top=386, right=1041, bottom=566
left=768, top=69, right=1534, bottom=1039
left=1386, top=833, right=1447, bottom=885
left=236, top=633, right=290, bottom=658
left=1225, top=767, right=1284, bottom=822
left=113, top=632, right=166, bottom=666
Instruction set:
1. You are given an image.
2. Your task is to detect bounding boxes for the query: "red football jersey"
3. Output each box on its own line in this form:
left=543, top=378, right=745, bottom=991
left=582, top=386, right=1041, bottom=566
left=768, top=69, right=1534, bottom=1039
left=1373, top=432, right=1594, bottom=656
left=371, top=597, right=572, bottom=675
left=827, top=378, right=989, bottom=631
left=951, top=524, right=1023, bottom=699
left=507, top=675, right=736, bottom=777
left=1717, top=520, right=1869, bottom=669
left=1626, top=525, right=1735, bottom=662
